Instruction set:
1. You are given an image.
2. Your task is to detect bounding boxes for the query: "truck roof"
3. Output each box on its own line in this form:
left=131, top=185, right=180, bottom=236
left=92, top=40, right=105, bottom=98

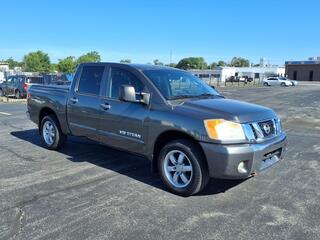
left=79, top=62, right=181, bottom=71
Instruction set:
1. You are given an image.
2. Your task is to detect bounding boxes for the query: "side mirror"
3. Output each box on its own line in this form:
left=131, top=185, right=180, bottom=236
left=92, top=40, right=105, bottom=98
left=119, top=85, right=150, bottom=105
left=119, top=85, right=136, bottom=102
left=141, top=92, right=150, bottom=105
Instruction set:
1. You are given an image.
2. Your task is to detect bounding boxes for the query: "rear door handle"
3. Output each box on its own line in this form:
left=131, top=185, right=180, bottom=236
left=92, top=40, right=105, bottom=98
left=100, top=103, right=111, bottom=110
left=70, top=97, right=78, bottom=104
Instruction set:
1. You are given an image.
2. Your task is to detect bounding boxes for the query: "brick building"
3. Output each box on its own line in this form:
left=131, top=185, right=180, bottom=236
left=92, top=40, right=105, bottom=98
left=285, top=59, right=320, bottom=81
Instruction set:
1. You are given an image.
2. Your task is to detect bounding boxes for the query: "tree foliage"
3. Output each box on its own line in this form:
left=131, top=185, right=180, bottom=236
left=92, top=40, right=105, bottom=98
left=23, top=51, right=52, bottom=72
left=230, top=57, right=250, bottom=67
left=120, top=59, right=132, bottom=64
left=57, top=56, right=76, bottom=74
left=210, top=62, right=217, bottom=69
left=153, top=59, right=164, bottom=66
left=5, top=57, right=22, bottom=69
left=165, top=63, right=177, bottom=68
left=217, top=60, right=227, bottom=67
left=4, top=50, right=255, bottom=74
left=176, top=57, right=207, bottom=70
left=76, top=51, right=101, bottom=65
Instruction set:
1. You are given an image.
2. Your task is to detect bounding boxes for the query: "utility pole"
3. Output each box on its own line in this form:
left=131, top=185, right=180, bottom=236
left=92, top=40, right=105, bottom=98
left=170, top=49, right=172, bottom=65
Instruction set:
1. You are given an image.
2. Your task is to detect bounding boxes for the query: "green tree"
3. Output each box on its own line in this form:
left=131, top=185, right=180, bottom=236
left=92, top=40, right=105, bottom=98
left=5, top=57, right=22, bottom=69
left=51, top=63, right=58, bottom=72
left=153, top=59, right=164, bottom=66
left=120, top=59, right=132, bottom=64
left=230, top=57, right=250, bottom=67
left=23, top=51, right=52, bottom=72
left=217, top=60, right=227, bottom=67
left=176, top=57, right=207, bottom=70
left=209, top=62, right=218, bottom=69
left=57, top=56, right=76, bottom=73
left=165, top=63, right=177, bottom=68
left=76, top=51, right=101, bottom=65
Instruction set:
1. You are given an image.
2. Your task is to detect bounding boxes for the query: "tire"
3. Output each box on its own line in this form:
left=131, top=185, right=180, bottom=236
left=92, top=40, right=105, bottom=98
left=40, top=115, right=67, bottom=150
left=281, top=82, right=286, bottom=87
left=15, top=90, right=21, bottom=99
left=263, top=82, right=268, bottom=86
left=158, top=139, right=209, bottom=196
left=0, top=89, right=3, bottom=97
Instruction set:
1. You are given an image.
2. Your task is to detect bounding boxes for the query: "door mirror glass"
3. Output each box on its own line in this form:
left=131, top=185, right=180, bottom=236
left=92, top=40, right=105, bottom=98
left=119, top=85, right=137, bottom=102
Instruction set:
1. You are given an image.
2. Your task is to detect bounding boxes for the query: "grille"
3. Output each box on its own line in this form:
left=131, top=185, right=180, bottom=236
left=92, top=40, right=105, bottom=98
left=246, top=119, right=279, bottom=141
left=258, top=120, right=275, bottom=137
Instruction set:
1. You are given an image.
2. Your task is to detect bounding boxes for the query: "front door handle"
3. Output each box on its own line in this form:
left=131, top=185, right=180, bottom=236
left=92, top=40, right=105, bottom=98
left=100, top=103, right=111, bottom=110
left=70, top=97, right=78, bottom=104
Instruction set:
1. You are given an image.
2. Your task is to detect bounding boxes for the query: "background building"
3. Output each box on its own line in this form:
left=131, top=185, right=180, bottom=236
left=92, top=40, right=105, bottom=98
left=285, top=58, right=320, bottom=81
left=190, top=66, right=285, bottom=85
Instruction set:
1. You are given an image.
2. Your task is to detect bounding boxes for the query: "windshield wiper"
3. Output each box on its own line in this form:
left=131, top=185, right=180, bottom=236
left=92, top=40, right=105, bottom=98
left=196, top=93, right=215, bottom=97
left=194, top=93, right=224, bottom=98
left=169, top=93, right=223, bottom=100
left=169, top=95, right=194, bottom=100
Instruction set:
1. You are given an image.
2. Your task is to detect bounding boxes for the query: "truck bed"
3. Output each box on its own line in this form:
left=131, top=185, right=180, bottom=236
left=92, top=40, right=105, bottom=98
left=27, top=84, right=70, bottom=133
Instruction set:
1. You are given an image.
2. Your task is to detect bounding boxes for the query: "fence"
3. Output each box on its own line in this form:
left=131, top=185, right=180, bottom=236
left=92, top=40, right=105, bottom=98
left=198, top=72, right=280, bottom=87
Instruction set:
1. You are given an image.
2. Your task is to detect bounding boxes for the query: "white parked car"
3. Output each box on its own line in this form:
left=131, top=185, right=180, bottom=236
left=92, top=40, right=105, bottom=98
left=263, top=77, right=293, bottom=86
left=283, top=77, right=298, bottom=86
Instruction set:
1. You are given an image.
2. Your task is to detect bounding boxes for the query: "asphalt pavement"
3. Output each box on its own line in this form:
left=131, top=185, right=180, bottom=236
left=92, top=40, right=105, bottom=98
left=0, top=85, right=319, bottom=240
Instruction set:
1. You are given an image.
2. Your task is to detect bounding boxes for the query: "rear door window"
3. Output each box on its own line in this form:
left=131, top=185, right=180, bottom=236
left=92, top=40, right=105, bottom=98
left=78, top=66, right=105, bottom=95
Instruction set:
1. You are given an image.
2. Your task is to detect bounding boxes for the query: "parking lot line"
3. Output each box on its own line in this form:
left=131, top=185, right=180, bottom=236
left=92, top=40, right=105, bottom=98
left=0, top=111, right=12, bottom=116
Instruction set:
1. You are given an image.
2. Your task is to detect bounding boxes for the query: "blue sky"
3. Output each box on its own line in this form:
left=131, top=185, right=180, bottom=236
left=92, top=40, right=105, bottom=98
left=1, top=0, right=319, bottom=65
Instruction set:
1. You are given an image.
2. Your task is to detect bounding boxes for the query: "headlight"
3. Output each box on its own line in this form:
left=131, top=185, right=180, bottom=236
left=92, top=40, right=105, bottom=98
left=204, top=119, right=246, bottom=141
left=275, top=118, right=282, bottom=134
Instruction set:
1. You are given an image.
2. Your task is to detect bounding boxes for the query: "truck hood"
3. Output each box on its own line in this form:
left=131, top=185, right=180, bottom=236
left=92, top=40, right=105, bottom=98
left=176, top=98, right=276, bottom=123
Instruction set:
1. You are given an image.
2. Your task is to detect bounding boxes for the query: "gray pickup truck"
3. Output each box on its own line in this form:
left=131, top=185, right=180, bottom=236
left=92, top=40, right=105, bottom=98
left=27, top=63, right=287, bottom=196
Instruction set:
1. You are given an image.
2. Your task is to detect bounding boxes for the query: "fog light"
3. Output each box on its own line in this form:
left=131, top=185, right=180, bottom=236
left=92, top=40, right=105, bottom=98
left=238, top=161, right=248, bottom=174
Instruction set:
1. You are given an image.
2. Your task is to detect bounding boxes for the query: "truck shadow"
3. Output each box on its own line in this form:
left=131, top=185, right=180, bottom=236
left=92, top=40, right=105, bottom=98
left=11, top=129, right=245, bottom=196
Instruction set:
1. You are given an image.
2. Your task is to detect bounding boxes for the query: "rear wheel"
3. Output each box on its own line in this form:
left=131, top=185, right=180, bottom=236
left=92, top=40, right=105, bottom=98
left=40, top=115, right=67, bottom=150
left=158, top=139, right=209, bottom=196
left=281, top=82, right=286, bottom=87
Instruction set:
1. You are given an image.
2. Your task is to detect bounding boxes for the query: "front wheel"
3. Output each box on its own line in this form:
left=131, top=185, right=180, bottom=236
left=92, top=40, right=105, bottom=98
left=281, top=82, right=286, bottom=87
left=40, top=115, right=67, bottom=150
left=158, top=140, right=209, bottom=196
left=263, top=82, right=269, bottom=86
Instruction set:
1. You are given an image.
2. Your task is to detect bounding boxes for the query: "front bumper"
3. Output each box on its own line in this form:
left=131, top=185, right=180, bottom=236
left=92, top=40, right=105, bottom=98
left=200, top=132, right=287, bottom=179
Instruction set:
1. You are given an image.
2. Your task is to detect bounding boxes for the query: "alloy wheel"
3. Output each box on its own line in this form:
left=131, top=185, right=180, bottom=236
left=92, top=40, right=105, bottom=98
left=163, top=150, right=193, bottom=188
left=42, top=121, right=56, bottom=145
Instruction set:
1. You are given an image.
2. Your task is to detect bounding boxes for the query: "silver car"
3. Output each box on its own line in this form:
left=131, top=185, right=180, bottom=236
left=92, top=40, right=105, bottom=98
left=263, top=77, right=293, bottom=86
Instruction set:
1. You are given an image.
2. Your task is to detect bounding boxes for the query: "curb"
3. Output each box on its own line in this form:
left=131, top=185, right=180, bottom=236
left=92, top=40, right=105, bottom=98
left=0, top=97, right=27, bottom=103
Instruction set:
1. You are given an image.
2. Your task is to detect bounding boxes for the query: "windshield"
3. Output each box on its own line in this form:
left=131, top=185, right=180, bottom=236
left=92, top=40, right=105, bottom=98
left=143, top=69, right=221, bottom=100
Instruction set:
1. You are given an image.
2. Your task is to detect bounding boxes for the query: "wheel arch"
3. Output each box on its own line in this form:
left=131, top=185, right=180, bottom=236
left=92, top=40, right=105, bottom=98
left=39, top=107, right=59, bottom=128
left=151, top=130, right=208, bottom=174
